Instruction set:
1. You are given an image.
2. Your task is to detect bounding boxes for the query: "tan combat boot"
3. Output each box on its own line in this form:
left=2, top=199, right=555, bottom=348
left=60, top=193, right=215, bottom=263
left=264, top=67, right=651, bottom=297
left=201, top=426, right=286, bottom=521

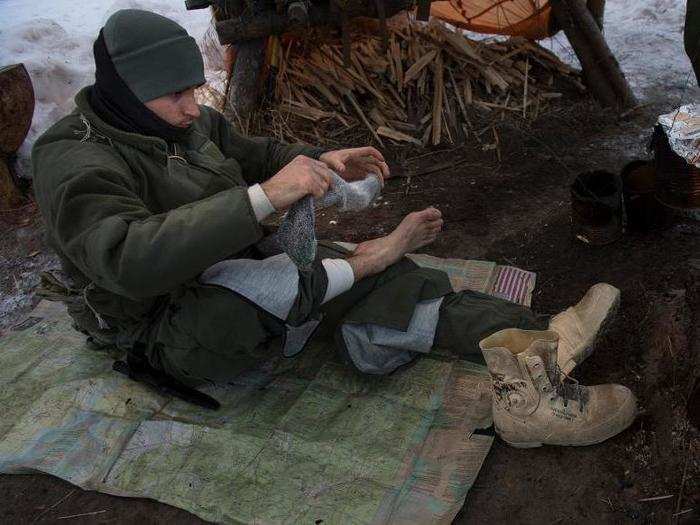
left=550, top=283, right=621, bottom=374
left=479, top=328, right=637, bottom=448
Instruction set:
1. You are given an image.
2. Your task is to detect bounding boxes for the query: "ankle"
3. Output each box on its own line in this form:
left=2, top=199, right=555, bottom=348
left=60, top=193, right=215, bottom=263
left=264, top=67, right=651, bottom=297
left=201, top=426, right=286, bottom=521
left=346, top=251, right=386, bottom=281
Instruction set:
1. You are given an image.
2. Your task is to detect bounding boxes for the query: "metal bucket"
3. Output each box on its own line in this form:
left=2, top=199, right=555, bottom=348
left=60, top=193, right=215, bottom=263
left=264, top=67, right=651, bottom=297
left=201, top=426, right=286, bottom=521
left=621, top=160, right=668, bottom=231
left=571, top=170, right=624, bottom=245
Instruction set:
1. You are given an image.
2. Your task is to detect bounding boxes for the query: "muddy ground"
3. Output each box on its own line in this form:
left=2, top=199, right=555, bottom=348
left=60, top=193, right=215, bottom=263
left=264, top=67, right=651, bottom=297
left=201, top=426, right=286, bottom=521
left=1, top=95, right=699, bottom=523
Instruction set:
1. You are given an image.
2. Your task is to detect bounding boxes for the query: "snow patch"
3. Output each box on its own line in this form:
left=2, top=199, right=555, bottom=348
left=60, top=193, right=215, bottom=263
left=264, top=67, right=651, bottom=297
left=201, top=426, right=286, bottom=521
left=542, top=0, right=699, bottom=102
left=0, top=0, right=212, bottom=156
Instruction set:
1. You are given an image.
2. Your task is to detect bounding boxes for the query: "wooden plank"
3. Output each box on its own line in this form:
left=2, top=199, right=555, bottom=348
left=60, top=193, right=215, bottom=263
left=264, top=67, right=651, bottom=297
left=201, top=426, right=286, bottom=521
left=431, top=52, right=444, bottom=146
left=434, top=23, right=481, bottom=62
left=385, top=83, right=406, bottom=109
left=344, top=90, right=385, bottom=147
left=377, top=126, right=422, bottom=145
left=369, top=107, right=389, bottom=127
left=421, top=122, right=432, bottom=146
left=482, top=67, right=509, bottom=92
left=350, top=52, right=388, bottom=103
left=464, top=77, right=473, bottom=104
left=522, top=56, right=529, bottom=118
left=449, top=67, right=467, bottom=122
left=392, top=35, right=404, bottom=87
left=386, top=35, right=397, bottom=84
left=387, top=119, right=418, bottom=132
left=403, top=49, right=438, bottom=85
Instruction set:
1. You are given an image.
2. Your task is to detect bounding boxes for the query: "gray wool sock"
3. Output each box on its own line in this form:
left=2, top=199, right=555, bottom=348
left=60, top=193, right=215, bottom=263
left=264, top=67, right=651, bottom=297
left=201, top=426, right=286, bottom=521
left=271, top=173, right=382, bottom=270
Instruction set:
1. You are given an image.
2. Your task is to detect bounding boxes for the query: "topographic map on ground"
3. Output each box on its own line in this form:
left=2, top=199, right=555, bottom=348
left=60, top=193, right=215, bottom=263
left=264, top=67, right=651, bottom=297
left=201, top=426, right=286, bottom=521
left=0, top=257, right=535, bottom=524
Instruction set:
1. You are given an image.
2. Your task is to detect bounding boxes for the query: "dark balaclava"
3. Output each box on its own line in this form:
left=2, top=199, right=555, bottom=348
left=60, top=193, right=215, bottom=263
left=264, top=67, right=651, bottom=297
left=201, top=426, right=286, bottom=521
left=89, top=9, right=205, bottom=143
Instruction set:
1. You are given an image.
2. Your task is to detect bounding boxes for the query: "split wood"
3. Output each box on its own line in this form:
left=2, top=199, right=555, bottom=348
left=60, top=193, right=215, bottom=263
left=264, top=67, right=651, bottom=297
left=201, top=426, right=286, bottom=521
left=259, top=17, right=585, bottom=147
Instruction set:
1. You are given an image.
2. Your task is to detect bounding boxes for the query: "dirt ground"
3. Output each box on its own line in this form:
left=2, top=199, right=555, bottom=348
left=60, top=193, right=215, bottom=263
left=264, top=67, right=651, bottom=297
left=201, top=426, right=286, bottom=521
left=1, top=94, right=699, bottom=523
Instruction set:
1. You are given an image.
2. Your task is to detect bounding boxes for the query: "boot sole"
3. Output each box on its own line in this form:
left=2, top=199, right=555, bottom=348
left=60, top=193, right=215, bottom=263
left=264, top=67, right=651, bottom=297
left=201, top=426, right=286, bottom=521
left=502, top=436, right=612, bottom=448
left=560, top=290, right=621, bottom=375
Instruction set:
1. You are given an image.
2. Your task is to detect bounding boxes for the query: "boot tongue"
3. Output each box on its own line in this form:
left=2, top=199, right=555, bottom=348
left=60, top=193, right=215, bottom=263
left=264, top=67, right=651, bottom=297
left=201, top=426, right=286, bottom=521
left=521, top=334, right=559, bottom=384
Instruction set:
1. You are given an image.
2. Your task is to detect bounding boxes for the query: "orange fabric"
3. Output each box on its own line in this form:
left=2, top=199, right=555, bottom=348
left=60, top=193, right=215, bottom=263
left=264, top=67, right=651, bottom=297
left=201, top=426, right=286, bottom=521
left=430, top=0, right=555, bottom=40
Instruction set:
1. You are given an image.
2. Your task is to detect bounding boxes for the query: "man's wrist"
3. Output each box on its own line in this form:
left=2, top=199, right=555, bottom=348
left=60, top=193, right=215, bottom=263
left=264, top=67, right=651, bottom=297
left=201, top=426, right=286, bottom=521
left=247, top=183, right=276, bottom=222
left=309, top=147, right=328, bottom=161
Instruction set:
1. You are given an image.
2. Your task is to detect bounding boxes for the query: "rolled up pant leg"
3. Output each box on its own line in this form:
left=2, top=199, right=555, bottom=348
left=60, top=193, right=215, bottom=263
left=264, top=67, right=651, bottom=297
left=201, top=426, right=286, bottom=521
left=331, top=287, right=549, bottom=374
left=320, top=245, right=549, bottom=372
left=434, top=290, right=550, bottom=360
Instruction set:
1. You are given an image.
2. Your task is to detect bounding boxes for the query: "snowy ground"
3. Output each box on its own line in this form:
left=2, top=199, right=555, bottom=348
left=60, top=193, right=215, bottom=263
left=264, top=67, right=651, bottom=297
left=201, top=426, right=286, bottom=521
left=0, top=0, right=213, bottom=172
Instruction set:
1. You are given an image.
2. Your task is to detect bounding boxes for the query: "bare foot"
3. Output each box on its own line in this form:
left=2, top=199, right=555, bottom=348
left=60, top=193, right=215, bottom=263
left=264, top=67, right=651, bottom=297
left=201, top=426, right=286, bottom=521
left=347, top=207, right=443, bottom=279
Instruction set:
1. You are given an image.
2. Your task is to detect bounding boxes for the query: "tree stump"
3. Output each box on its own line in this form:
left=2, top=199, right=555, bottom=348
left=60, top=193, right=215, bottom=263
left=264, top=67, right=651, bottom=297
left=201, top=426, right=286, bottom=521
left=550, top=0, right=636, bottom=111
left=0, top=64, right=34, bottom=209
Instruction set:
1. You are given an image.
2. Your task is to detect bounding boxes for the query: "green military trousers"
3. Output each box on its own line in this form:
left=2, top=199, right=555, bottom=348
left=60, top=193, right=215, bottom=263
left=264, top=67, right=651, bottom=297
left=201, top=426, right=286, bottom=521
left=141, top=243, right=548, bottom=386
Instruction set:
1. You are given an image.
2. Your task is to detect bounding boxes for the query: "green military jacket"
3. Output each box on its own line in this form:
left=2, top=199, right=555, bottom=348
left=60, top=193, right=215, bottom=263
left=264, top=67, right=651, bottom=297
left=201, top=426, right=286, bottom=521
left=32, top=87, right=324, bottom=339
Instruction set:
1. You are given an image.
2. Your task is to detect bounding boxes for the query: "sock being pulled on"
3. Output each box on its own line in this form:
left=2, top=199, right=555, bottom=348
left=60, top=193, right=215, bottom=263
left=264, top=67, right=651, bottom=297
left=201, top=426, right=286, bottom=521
left=262, top=172, right=382, bottom=270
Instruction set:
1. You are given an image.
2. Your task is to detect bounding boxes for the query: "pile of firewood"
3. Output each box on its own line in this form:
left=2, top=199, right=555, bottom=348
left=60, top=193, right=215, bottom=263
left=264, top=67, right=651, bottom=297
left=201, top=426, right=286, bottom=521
left=260, top=18, right=585, bottom=147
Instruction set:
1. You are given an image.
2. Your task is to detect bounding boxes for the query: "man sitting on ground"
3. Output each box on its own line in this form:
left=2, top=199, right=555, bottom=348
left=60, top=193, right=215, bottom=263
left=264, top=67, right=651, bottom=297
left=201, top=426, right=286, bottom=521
left=32, top=9, right=637, bottom=448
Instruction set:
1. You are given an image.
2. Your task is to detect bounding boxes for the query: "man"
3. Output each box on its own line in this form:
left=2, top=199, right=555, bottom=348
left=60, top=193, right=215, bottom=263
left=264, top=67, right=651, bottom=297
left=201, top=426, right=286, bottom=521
left=33, top=9, right=636, bottom=448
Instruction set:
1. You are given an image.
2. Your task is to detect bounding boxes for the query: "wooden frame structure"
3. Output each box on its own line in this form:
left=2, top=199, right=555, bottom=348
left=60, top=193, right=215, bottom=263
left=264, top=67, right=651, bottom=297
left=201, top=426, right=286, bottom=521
left=193, top=0, right=635, bottom=116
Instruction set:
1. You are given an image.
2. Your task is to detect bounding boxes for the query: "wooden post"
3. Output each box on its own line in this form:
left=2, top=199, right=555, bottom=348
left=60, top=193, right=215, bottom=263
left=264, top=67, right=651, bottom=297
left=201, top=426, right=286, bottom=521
left=550, top=0, right=636, bottom=110
left=0, top=64, right=33, bottom=210
left=587, top=0, right=606, bottom=31
left=226, top=38, right=267, bottom=121
left=222, top=0, right=270, bottom=121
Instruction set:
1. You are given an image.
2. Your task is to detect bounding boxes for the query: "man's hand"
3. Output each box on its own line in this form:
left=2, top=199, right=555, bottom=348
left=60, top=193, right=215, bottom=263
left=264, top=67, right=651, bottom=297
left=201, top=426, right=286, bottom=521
left=261, top=155, right=334, bottom=210
left=320, top=147, right=390, bottom=183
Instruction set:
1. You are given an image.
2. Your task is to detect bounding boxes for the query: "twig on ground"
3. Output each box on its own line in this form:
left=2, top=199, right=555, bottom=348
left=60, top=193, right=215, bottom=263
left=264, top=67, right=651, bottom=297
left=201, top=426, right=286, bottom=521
left=32, top=490, right=76, bottom=522
left=57, top=510, right=108, bottom=520
left=638, top=494, right=674, bottom=503
left=673, top=438, right=692, bottom=524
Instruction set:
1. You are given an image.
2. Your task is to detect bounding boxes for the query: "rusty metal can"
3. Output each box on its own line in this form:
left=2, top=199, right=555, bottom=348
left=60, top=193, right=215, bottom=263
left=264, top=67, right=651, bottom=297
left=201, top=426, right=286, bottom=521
left=654, top=125, right=700, bottom=214
left=621, top=160, right=668, bottom=231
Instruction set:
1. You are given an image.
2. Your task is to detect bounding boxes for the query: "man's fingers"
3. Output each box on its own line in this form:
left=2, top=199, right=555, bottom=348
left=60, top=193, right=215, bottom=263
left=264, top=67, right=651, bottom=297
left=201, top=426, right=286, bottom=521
left=363, top=162, right=382, bottom=177
left=312, top=159, right=335, bottom=177
left=324, top=156, right=346, bottom=173
left=352, top=146, right=385, bottom=162
left=357, top=156, right=391, bottom=179
left=312, top=163, right=334, bottom=185
left=310, top=174, right=328, bottom=198
left=368, top=160, right=390, bottom=179
left=307, top=165, right=334, bottom=197
left=379, top=161, right=390, bottom=178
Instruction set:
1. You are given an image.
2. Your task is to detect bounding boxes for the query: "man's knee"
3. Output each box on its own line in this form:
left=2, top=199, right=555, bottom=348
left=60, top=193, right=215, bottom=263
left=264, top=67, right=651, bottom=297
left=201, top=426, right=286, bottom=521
left=149, top=284, right=284, bottom=384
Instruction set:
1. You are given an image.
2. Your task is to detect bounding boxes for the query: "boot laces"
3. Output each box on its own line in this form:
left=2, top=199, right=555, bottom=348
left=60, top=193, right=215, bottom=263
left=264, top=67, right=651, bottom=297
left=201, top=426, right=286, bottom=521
left=549, top=363, right=588, bottom=409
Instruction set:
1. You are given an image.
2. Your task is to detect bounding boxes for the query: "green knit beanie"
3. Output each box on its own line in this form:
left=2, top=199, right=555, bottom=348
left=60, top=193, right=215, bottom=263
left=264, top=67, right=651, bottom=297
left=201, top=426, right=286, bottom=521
left=102, top=9, right=205, bottom=102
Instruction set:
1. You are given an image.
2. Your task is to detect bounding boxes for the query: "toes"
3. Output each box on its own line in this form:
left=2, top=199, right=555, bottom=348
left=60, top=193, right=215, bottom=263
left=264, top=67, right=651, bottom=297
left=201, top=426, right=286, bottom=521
left=414, top=207, right=441, bottom=220
left=423, top=207, right=441, bottom=219
left=425, top=218, right=443, bottom=231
